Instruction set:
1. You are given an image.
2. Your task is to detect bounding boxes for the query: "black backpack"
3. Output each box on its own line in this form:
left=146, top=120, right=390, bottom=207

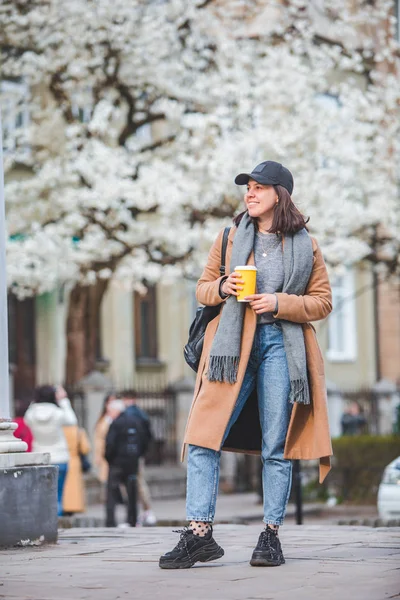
left=123, top=421, right=146, bottom=460
left=106, top=409, right=151, bottom=472
left=183, top=227, right=230, bottom=372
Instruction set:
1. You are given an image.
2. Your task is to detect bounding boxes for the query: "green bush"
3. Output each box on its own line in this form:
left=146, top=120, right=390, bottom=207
left=327, top=435, right=400, bottom=503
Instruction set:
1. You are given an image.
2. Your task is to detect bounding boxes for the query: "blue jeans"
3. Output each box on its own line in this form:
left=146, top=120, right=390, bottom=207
left=186, top=322, right=293, bottom=526
left=57, top=462, right=68, bottom=516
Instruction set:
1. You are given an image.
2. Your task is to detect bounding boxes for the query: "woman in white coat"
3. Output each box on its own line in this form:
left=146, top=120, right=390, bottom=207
left=25, top=385, right=77, bottom=516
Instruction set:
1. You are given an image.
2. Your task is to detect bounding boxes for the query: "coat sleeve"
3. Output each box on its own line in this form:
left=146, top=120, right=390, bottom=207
left=142, top=418, right=153, bottom=455
left=133, top=407, right=153, bottom=455
left=58, top=398, right=78, bottom=426
left=94, top=419, right=108, bottom=467
left=78, top=428, right=91, bottom=456
left=196, top=229, right=230, bottom=306
left=105, top=420, right=119, bottom=464
left=24, top=405, right=34, bottom=427
left=274, top=238, right=332, bottom=323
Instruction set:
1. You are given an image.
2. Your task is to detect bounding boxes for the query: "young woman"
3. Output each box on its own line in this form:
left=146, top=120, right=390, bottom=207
left=159, top=160, right=333, bottom=569
left=25, top=385, right=78, bottom=516
left=94, top=393, right=120, bottom=489
left=62, top=425, right=91, bottom=516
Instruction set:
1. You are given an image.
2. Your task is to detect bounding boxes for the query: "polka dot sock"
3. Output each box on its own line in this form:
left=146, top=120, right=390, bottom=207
left=265, top=524, right=279, bottom=535
left=189, top=521, right=211, bottom=537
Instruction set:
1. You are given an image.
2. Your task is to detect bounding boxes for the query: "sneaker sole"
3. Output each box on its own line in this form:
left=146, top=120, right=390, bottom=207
left=250, top=554, right=285, bottom=567
left=159, top=544, right=224, bottom=570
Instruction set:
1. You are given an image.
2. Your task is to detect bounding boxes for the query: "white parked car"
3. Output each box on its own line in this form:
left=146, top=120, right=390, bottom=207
left=377, top=456, right=400, bottom=520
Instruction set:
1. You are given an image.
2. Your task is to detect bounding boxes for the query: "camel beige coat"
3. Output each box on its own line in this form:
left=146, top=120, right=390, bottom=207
left=62, top=426, right=91, bottom=513
left=183, top=227, right=333, bottom=483
left=94, top=416, right=111, bottom=484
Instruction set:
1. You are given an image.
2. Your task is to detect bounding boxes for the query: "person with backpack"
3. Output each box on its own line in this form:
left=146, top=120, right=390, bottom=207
left=105, top=390, right=152, bottom=527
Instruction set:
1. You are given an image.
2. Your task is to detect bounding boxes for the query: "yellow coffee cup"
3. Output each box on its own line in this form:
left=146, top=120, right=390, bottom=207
left=234, top=266, right=257, bottom=302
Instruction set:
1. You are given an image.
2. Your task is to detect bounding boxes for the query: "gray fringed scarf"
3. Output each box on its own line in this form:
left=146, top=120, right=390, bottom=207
left=207, top=212, right=314, bottom=405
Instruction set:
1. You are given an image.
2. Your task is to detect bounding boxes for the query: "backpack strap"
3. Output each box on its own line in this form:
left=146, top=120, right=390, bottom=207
left=219, top=227, right=231, bottom=277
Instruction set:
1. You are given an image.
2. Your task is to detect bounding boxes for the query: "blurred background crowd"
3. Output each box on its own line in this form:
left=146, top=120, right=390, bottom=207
left=15, top=384, right=157, bottom=526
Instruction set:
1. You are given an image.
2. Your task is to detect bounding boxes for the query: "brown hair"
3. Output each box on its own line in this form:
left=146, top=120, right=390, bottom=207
left=96, top=391, right=116, bottom=425
left=34, top=385, right=58, bottom=405
left=233, top=185, right=308, bottom=234
left=119, top=389, right=138, bottom=400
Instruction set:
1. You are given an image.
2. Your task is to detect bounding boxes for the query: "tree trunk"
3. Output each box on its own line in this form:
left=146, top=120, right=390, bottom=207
left=65, top=279, right=109, bottom=387
left=86, top=279, right=109, bottom=374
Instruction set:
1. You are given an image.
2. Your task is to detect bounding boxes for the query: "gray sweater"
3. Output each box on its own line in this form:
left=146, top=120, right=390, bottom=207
left=254, top=233, right=284, bottom=324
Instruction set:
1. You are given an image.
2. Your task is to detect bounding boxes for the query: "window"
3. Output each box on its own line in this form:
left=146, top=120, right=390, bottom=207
left=71, top=103, right=92, bottom=124
left=0, top=80, right=30, bottom=156
left=134, top=285, right=158, bottom=361
left=327, top=268, right=357, bottom=362
left=135, top=123, right=152, bottom=144
left=71, top=88, right=92, bottom=123
left=314, top=92, right=340, bottom=110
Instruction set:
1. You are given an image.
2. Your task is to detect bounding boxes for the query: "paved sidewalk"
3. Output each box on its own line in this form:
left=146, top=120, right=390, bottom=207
left=72, top=492, right=379, bottom=527
left=1, top=524, right=399, bottom=600
left=81, top=492, right=326, bottom=526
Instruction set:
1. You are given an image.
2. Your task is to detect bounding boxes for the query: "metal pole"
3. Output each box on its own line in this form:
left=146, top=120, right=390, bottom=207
left=0, top=110, right=10, bottom=420
left=293, top=459, right=303, bottom=525
left=372, top=269, right=381, bottom=383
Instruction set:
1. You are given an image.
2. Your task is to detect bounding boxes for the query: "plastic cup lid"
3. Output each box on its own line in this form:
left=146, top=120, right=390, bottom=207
left=234, top=265, right=257, bottom=271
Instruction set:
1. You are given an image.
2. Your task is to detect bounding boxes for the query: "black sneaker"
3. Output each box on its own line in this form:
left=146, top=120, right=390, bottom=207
left=159, top=526, right=224, bottom=569
left=250, top=527, right=285, bottom=567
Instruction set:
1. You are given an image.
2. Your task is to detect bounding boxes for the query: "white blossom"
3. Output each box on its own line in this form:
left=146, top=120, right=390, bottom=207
left=1, top=0, right=399, bottom=298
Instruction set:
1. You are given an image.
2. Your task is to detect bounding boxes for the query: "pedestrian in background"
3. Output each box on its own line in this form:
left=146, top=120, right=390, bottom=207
left=62, top=425, right=91, bottom=515
left=160, top=160, right=332, bottom=569
left=341, top=401, right=367, bottom=436
left=13, top=399, right=33, bottom=452
left=25, top=385, right=78, bottom=516
left=105, top=390, right=152, bottom=528
left=95, top=392, right=157, bottom=526
left=120, top=390, right=157, bottom=527
left=94, top=393, right=123, bottom=491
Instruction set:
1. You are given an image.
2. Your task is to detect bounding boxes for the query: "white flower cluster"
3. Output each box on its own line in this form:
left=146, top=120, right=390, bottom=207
left=0, top=0, right=399, bottom=297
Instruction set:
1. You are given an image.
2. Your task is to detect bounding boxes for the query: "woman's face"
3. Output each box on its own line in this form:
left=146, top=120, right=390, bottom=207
left=245, top=179, right=277, bottom=220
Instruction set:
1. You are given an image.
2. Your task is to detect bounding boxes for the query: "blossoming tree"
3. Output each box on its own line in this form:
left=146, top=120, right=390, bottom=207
left=1, top=0, right=399, bottom=383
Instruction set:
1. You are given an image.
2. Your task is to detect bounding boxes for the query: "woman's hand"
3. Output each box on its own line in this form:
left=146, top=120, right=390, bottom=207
left=245, top=293, right=277, bottom=314
left=55, top=385, right=67, bottom=403
left=221, top=272, right=245, bottom=297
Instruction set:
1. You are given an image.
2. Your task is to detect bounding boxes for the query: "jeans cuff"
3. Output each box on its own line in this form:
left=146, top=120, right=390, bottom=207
left=186, top=516, right=214, bottom=523
left=263, top=519, right=284, bottom=526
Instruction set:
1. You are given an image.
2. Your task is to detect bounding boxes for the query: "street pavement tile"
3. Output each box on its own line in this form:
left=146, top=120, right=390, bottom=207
left=0, top=525, right=399, bottom=600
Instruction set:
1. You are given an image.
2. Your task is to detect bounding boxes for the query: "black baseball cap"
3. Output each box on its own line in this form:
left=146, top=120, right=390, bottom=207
left=235, top=160, right=294, bottom=195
